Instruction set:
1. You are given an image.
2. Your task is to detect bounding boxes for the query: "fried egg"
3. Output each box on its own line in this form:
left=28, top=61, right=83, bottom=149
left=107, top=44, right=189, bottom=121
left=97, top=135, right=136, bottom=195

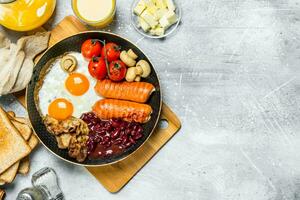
left=38, top=52, right=102, bottom=119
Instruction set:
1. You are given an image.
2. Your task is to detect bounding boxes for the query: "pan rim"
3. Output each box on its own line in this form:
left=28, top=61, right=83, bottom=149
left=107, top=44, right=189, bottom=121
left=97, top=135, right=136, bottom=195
left=26, top=31, right=162, bottom=167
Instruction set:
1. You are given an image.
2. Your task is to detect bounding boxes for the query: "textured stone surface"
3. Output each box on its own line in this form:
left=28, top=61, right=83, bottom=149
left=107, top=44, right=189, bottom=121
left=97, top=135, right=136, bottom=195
left=1, top=0, right=300, bottom=199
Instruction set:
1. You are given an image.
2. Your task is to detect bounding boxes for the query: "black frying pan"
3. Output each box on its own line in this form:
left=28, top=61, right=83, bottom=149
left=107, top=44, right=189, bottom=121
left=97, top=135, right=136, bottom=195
left=26, top=31, right=162, bottom=166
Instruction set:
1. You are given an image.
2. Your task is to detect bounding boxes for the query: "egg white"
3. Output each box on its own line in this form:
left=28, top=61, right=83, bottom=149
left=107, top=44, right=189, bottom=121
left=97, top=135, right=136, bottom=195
left=38, top=52, right=103, bottom=118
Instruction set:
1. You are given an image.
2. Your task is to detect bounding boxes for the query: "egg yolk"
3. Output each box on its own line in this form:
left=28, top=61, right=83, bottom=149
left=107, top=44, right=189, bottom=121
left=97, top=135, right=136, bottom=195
left=48, top=98, right=73, bottom=120
left=65, top=73, right=89, bottom=96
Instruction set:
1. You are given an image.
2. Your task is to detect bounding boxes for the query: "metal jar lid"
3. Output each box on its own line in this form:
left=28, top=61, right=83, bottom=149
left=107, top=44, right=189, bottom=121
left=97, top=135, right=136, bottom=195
left=16, top=187, right=45, bottom=200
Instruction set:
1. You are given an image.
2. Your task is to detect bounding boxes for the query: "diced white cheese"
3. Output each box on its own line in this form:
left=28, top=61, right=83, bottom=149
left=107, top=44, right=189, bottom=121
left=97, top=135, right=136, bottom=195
left=144, top=0, right=156, bottom=8
left=156, top=0, right=167, bottom=8
left=153, top=8, right=168, bottom=20
left=141, top=10, right=158, bottom=28
left=154, top=27, right=165, bottom=36
left=151, top=0, right=157, bottom=4
left=165, top=0, right=175, bottom=11
left=158, top=10, right=177, bottom=29
left=159, top=16, right=170, bottom=29
left=149, top=29, right=156, bottom=35
left=134, top=4, right=146, bottom=16
left=138, top=16, right=151, bottom=32
left=146, top=5, right=158, bottom=14
left=165, top=10, right=177, bottom=24
left=149, top=26, right=165, bottom=36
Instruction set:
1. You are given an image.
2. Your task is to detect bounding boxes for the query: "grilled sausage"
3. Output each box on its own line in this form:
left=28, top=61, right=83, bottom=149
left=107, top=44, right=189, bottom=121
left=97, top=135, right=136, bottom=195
left=92, top=99, right=152, bottom=123
left=94, top=79, right=155, bottom=103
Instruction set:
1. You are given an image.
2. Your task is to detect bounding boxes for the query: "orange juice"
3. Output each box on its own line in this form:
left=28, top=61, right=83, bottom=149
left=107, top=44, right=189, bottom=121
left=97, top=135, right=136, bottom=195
left=72, top=0, right=116, bottom=28
left=0, top=0, right=56, bottom=31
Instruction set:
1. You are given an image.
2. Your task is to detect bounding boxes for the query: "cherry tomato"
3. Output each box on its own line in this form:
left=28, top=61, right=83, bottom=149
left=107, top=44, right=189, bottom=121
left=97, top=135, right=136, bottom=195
left=101, top=43, right=121, bottom=62
left=81, top=39, right=102, bottom=60
left=88, top=57, right=107, bottom=80
left=108, top=60, right=127, bottom=81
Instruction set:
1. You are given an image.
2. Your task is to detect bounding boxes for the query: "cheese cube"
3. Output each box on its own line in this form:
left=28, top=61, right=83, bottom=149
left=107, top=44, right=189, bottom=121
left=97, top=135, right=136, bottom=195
left=154, top=27, right=165, bottom=36
left=138, top=17, right=151, bottom=32
left=151, top=0, right=158, bottom=4
left=165, top=0, right=175, bottom=11
left=149, top=29, right=156, bottom=35
left=159, top=16, right=170, bottom=29
left=134, top=4, right=146, bottom=16
left=147, top=5, right=158, bottom=14
left=165, top=10, right=177, bottom=24
left=156, top=0, right=167, bottom=8
left=144, top=0, right=156, bottom=8
left=153, top=8, right=168, bottom=20
left=159, top=11, right=177, bottom=29
left=141, top=10, right=158, bottom=28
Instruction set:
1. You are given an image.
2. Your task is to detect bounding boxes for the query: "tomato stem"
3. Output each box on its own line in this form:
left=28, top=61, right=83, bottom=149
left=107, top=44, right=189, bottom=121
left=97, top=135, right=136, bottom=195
left=96, top=39, right=110, bottom=77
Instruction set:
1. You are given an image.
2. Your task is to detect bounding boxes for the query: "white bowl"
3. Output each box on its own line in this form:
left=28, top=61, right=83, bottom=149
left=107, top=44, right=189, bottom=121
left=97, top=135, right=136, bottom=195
left=130, top=0, right=182, bottom=39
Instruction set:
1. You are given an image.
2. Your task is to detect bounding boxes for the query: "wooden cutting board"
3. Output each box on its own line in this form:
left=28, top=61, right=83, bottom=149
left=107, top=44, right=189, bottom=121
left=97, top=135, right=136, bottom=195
left=16, top=15, right=181, bottom=193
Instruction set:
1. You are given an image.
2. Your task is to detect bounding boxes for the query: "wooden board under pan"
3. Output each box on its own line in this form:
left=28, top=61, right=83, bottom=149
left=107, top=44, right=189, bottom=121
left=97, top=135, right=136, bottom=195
left=15, top=15, right=181, bottom=193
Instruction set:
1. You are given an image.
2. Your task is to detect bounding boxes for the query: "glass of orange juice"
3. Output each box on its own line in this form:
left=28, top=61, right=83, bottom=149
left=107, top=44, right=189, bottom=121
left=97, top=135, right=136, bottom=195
left=0, top=0, right=56, bottom=31
left=72, top=0, right=116, bottom=28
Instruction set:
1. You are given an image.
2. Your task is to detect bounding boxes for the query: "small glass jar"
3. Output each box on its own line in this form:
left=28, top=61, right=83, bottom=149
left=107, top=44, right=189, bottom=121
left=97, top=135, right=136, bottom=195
left=72, top=0, right=116, bottom=28
left=0, top=0, right=56, bottom=31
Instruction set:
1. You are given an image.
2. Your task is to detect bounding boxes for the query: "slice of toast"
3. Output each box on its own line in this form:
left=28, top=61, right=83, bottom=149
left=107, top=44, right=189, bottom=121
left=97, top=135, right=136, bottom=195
left=7, top=111, right=32, bottom=141
left=28, top=134, right=39, bottom=149
left=18, top=156, right=30, bottom=175
left=0, top=189, right=5, bottom=199
left=17, top=134, right=38, bottom=176
left=6, top=111, right=15, bottom=117
left=0, top=110, right=33, bottom=184
left=0, top=162, right=19, bottom=183
left=11, top=120, right=32, bottom=141
left=0, top=106, right=31, bottom=174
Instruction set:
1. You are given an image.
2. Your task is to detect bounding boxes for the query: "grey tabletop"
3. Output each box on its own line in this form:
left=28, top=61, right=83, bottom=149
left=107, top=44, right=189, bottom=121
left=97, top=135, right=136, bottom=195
left=1, top=0, right=300, bottom=199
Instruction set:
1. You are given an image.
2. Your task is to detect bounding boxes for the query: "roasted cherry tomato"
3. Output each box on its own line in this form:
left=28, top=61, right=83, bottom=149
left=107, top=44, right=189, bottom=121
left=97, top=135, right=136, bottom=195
left=108, top=60, right=127, bottom=81
left=81, top=39, right=102, bottom=60
left=88, top=57, right=107, bottom=80
left=101, top=42, right=121, bottom=62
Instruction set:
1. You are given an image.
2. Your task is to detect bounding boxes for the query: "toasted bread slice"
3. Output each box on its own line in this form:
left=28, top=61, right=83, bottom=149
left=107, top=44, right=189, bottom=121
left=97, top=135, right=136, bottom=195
left=17, top=135, right=37, bottom=176
left=12, top=117, right=28, bottom=125
left=7, top=111, right=32, bottom=141
left=18, top=156, right=30, bottom=175
left=6, top=111, right=15, bottom=117
left=0, top=106, right=31, bottom=174
left=0, top=189, right=5, bottom=199
left=0, top=162, right=19, bottom=183
left=11, top=120, right=32, bottom=141
left=0, top=180, right=5, bottom=185
left=28, top=134, right=39, bottom=149
left=7, top=111, right=29, bottom=126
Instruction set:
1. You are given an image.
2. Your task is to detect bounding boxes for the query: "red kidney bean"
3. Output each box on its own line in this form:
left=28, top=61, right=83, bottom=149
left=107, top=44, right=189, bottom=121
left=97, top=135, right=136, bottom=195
left=81, top=112, right=145, bottom=158
left=113, top=138, right=122, bottom=145
left=103, top=136, right=110, bottom=143
left=133, top=134, right=143, bottom=140
left=125, top=128, right=131, bottom=135
left=125, top=142, right=132, bottom=148
left=111, top=129, right=120, bottom=139
left=130, top=130, right=137, bottom=136
left=129, top=137, right=136, bottom=144
left=121, top=135, right=128, bottom=145
left=105, top=141, right=112, bottom=148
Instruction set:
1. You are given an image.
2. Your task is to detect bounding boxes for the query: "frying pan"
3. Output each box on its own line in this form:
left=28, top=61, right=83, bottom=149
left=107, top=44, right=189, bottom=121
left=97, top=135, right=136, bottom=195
left=26, top=31, right=162, bottom=166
